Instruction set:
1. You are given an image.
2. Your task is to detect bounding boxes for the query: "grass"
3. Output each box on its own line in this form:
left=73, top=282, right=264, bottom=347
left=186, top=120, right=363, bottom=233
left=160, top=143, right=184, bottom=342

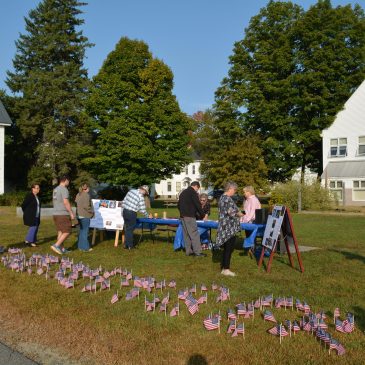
left=0, top=206, right=365, bottom=365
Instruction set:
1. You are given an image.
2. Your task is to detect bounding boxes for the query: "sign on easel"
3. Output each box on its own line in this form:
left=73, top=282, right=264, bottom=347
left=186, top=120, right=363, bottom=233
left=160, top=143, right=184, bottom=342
left=90, top=199, right=124, bottom=247
left=258, top=205, right=304, bottom=273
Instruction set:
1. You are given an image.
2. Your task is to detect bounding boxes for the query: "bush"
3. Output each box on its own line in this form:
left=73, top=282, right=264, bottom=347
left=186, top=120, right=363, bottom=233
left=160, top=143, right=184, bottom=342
left=97, top=185, right=129, bottom=201
left=269, top=181, right=336, bottom=211
left=0, top=191, right=28, bottom=206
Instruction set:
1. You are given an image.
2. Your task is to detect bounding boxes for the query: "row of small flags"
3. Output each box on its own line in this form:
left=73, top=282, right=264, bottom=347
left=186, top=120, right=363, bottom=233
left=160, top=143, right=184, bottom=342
left=1, top=250, right=356, bottom=354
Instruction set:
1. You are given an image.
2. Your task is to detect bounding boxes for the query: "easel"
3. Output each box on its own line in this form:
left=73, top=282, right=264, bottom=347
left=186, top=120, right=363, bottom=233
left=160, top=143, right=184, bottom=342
left=258, top=206, right=304, bottom=273
left=91, top=228, right=125, bottom=247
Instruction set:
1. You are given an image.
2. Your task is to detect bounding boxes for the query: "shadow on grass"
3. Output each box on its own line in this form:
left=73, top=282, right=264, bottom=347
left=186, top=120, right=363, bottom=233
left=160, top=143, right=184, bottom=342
left=7, top=235, right=58, bottom=249
left=352, top=306, right=365, bottom=332
left=187, top=354, right=208, bottom=365
left=328, top=249, right=365, bottom=265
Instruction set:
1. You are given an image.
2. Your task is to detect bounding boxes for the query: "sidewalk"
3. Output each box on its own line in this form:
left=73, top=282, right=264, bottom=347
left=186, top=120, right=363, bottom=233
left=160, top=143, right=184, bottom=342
left=0, top=341, right=39, bottom=365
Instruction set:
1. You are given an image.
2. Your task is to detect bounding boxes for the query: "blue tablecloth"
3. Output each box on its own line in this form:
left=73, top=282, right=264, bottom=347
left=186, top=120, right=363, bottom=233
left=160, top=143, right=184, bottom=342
left=136, top=218, right=265, bottom=250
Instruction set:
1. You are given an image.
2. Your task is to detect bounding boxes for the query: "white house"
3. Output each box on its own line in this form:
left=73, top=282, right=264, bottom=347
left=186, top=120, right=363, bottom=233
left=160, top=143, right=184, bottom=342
left=153, top=154, right=209, bottom=199
left=321, top=80, right=365, bottom=206
left=0, top=100, right=12, bottom=194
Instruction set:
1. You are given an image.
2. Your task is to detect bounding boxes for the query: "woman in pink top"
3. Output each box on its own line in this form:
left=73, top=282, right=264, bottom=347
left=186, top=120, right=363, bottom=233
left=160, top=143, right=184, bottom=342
left=241, top=186, right=261, bottom=223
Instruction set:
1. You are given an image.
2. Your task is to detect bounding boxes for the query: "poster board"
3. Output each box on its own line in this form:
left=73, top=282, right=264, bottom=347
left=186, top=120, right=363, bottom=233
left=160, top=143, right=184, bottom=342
left=258, top=206, right=304, bottom=273
left=261, top=205, right=286, bottom=251
left=90, top=199, right=124, bottom=230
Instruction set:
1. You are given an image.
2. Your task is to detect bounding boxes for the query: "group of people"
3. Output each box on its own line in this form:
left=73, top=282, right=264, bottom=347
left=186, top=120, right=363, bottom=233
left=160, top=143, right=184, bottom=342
left=21, top=175, right=94, bottom=254
left=21, top=176, right=261, bottom=277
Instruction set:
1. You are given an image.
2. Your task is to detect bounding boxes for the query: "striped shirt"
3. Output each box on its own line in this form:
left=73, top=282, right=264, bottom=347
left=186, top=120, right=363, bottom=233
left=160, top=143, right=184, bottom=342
left=122, top=189, right=148, bottom=217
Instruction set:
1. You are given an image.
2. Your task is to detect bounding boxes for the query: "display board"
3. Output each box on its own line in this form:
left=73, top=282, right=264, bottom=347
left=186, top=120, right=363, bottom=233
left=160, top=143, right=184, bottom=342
left=262, top=205, right=286, bottom=251
left=258, top=206, right=304, bottom=273
left=90, top=199, right=124, bottom=230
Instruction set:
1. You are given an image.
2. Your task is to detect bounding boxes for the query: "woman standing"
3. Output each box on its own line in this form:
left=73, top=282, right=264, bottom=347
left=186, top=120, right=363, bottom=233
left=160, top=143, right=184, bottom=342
left=21, top=184, right=41, bottom=247
left=216, top=181, right=243, bottom=276
left=75, top=183, right=94, bottom=252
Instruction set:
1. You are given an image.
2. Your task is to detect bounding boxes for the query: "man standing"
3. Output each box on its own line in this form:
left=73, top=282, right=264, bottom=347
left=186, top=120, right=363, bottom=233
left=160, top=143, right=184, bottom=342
left=178, top=181, right=206, bottom=257
left=122, top=185, right=152, bottom=249
left=51, top=175, right=74, bottom=255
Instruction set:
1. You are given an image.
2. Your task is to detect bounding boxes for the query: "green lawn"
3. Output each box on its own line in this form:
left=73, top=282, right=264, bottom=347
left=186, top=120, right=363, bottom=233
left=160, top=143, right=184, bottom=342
left=0, top=206, right=364, bottom=365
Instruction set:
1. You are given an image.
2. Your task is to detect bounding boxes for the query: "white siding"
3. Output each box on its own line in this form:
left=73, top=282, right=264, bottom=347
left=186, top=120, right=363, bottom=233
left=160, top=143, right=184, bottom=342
left=153, top=161, right=208, bottom=198
left=322, top=80, right=365, bottom=206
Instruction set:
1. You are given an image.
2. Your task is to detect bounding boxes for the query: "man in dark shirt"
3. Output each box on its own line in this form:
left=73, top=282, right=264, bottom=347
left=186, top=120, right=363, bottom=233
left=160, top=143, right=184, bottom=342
left=178, top=181, right=206, bottom=257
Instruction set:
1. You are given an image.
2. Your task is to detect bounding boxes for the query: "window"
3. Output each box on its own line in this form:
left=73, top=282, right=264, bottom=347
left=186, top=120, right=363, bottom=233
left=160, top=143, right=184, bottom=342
left=329, top=180, right=343, bottom=201
left=185, top=166, right=188, bottom=174
left=358, top=136, right=365, bottom=156
left=176, top=182, right=181, bottom=193
left=192, top=165, right=195, bottom=174
left=167, top=182, right=172, bottom=192
left=353, top=180, right=365, bottom=201
left=330, top=138, right=347, bottom=157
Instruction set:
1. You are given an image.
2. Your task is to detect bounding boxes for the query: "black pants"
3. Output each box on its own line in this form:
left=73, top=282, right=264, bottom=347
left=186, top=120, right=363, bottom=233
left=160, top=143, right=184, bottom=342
left=221, top=236, right=236, bottom=270
left=123, top=209, right=137, bottom=248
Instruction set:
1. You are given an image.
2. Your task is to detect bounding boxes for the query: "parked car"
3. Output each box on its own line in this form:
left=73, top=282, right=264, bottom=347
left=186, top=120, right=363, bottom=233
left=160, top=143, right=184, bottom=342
left=207, top=189, right=224, bottom=201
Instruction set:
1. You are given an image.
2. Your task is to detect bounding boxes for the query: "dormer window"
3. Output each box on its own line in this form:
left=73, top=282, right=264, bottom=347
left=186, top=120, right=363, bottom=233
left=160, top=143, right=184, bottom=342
left=330, top=138, right=347, bottom=157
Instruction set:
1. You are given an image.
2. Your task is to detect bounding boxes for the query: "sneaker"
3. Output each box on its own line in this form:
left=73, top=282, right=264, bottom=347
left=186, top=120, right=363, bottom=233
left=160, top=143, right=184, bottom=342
left=50, top=244, right=63, bottom=255
left=61, top=247, right=70, bottom=254
left=221, top=269, right=236, bottom=277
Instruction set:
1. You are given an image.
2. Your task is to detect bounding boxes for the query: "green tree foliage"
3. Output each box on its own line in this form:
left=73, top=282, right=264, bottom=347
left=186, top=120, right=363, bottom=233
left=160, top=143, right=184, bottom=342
left=6, top=0, right=94, bottom=189
left=86, top=37, right=191, bottom=186
left=215, top=0, right=365, bottom=181
left=192, top=110, right=268, bottom=190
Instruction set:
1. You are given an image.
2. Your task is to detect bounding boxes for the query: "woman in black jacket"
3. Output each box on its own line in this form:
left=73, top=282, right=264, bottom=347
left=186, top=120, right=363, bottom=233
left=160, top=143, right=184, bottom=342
left=21, top=184, right=41, bottom=247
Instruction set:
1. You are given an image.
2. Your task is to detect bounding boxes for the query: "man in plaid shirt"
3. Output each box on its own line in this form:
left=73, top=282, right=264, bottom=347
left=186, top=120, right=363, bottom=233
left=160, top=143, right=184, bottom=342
left=122, top=185, right=151, bottom=249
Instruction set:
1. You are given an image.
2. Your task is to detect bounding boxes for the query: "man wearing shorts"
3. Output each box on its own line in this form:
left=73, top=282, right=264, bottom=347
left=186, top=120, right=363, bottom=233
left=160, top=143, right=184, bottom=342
left=51, top=175, right=74, bottom=254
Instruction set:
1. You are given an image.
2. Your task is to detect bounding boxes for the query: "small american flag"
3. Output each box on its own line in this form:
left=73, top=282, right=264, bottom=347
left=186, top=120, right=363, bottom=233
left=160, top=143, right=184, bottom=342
left=188, top=302, right=199, bottom=315
left=111, top=292, right=119, bottom=304
left=170, top=303, right=179, bottom=317
left=211, top=282, right=218, bottom=291
left=263, top=310, right=276, bottom=323
left=203, top=316, right=220, bottom=331
left=178, top=289, right=188, bottom=300
left=261, top=294, right=273, bottom=307
left=37, top=267, right=43, bottom=275
left=292, top=321, right=301, bottom=332
left=134, top=277, right=142, bottom=287
left=226, top=320, right=236, bottom=334
left=335, top=318, right=346, bottom=333
left=296, top=299, right=304, bottom=311
left=197, top=293, right=208, bottom=304
left=231, top=322, right=244, bottom=337
left=317, top=318, right=328, bottom=329
left=168, top=280, right=176, bottom=288
left=253, top=298, right=261, bottom=309
left=200, top=284, right=208, bottom=292
left=227, top=309, right=237, bottom=320
left=103, top=271, right=111, bottom=279
left=236, top=303, right=246, bottom=316
left=121, top=278, right=130, bottom=287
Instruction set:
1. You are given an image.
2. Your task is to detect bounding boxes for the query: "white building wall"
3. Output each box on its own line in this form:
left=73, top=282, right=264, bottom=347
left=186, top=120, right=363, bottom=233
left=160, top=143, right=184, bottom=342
left=322, top=81, right=365, bottom=169
left=154, top=161, right=208, bottom=199
left=321, top=80, right=365, bottom=206
left=0, top=126, right=4, bottom=194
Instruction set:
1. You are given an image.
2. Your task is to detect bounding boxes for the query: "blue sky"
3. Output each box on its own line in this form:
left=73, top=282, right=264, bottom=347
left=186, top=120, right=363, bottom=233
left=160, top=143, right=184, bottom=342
left=0, top=0, right=362, bottom=115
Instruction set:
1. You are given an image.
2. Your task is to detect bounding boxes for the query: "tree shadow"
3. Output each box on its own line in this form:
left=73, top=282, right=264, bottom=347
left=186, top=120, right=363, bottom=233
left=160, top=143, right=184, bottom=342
left=328, top=249, right=365, bottom=265
left=186, top=354, right=208, bottom=365
left=7, top=235, right=58, bottom=249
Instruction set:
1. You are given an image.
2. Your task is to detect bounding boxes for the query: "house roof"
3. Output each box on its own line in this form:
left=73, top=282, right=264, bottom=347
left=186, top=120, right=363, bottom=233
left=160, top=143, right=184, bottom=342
left=321, top=161, right=365, bottom=179
left=0, top=100, right=12, bottom=126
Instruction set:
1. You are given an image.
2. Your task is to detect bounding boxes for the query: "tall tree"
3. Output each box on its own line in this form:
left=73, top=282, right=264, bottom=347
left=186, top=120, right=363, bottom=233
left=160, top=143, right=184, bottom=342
left=86, top=37, right=192, bottom=186
left=292, top=0, right=365, bottom=176
left=215, top=1, right=303, bottom=181
left=191, top=110, right=268, bottom=190
left=215, top=0, right=365, bottom=181
left=6, top=0, right=93, bottom=189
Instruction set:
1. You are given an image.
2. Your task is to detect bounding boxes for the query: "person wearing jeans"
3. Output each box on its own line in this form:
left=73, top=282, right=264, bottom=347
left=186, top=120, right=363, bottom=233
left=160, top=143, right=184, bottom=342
left=122, top=186, right=152, bottom=249
left=21, top=184, right=41, bottom=247
left=75, top=183, right=94, bottom=252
